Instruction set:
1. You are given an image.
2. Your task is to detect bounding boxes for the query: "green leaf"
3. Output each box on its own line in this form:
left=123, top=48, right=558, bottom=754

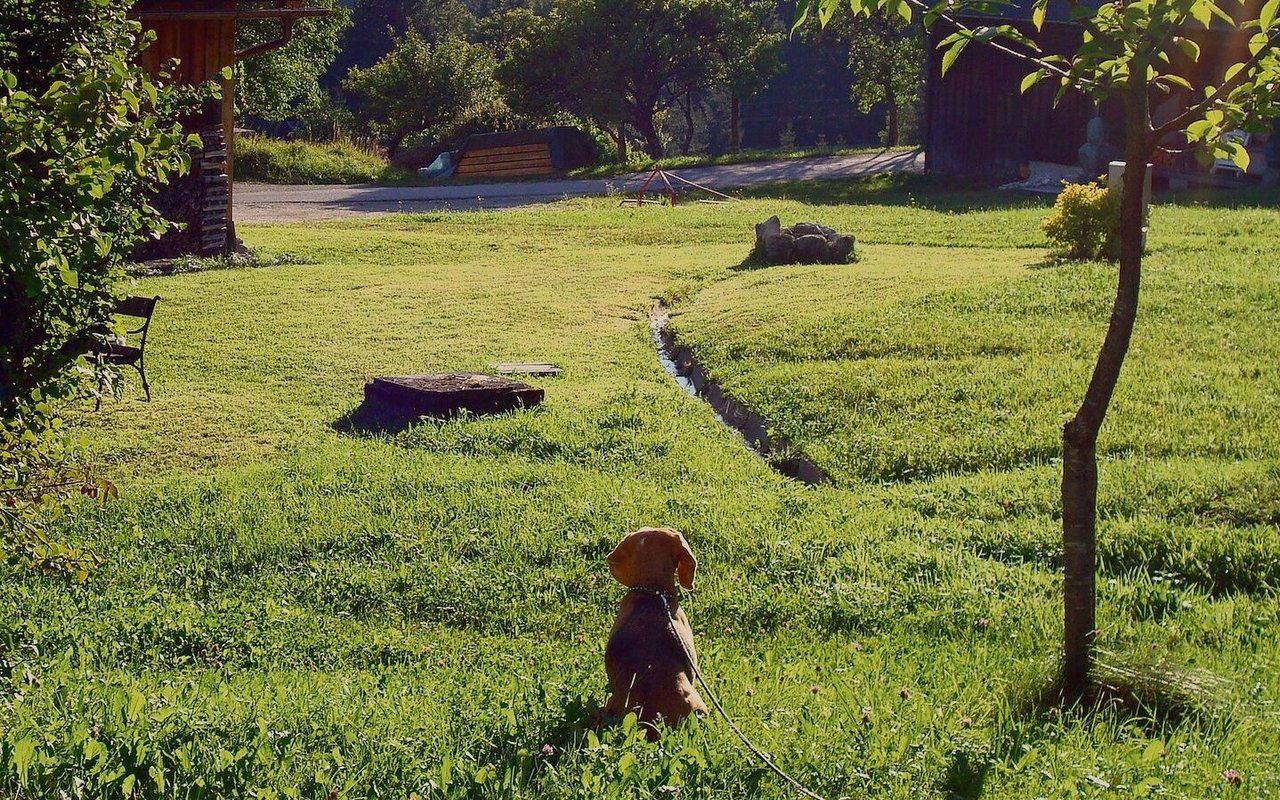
left=1159, top=73, right=1193, bottom=90
left=1141, top=739, right=1165, bottom=764
left=1020, top=70, right=1046, bottom=93
left=941, top=39, right=969, bottom=75
left=1032, top=0, right=1046, bottom=29
left=618, top=753, right=637, bottom=775
left=1175, top=37, right=1201, bottom=61
left=1261, top=0, right=1280, bottom=29
left=790, top=2, right=810, bottom=34
left=1190, top=0, right=1212, bottom=26
left=1227, top=141, right=1250, bottom=171
left=121, top=774, right=137, bottom=797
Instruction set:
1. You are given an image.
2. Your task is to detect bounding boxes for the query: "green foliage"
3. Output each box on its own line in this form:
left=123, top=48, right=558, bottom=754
left=0, top=0, right=203, bottom=416
left=1042, top=182, right=1120, bottom=261
left=344, top=32, right=505, bottom=156
left=501, top=0, right=780, bottom=158
left=234, top=136, right=410, bottom=184
left=235, top=0, right=351, bottom=123
left=0, top=404, right=107, bottom=581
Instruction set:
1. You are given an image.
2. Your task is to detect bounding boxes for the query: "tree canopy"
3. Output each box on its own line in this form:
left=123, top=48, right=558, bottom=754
left=501, top=0, right=781, bottom=157
left=344, top=31, right=507, bottom=155
left=236, top=0, right=350, bottom=124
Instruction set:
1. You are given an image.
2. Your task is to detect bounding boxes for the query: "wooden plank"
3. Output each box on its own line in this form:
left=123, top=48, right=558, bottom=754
left=456, top=159, right=554, bottom=173
left=458, top=152, right=553, bottom=167
left=456, top=160, right=554, bottom=173
left=460, top=143, right=549, bottom=159
left=455, top=166, right=558, bottom=178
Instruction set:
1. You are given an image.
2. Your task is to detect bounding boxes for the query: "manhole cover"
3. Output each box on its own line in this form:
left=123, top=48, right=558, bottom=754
left=364, top=372, right=544, bottom=419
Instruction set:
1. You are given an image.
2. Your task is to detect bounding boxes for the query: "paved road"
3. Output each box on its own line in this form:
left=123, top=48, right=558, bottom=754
left=234, top=149, right=924, bottom=222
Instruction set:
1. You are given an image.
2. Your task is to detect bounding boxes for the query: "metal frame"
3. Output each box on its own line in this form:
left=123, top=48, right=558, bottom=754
left=94, top=296, right=160, bottom=411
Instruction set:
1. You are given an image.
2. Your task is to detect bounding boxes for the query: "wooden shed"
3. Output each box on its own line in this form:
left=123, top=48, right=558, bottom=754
left=924, top=17, right=1095, bottom=179
left=129, top=1, right=327, bottom=258
left=924, top=3, right=1260, bottom=181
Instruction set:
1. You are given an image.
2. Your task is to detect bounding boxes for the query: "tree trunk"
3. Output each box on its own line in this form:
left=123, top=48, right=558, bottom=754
left=615, top=123, right=628, bottom=163
left=679, top=95, right=695, bottom=156
left=386, top=128, right=410, bottom=158
left=885, top=79, right=899, bottom=146
left=1060, top=71, right=1151, bottom=698
left=634, top=114, right=664, bottom=159
left=730, top=94, right=741, bottom=153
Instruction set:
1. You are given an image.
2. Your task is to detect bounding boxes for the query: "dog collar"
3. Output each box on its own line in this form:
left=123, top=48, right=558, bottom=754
left=627, top=586, right=677, bottom=615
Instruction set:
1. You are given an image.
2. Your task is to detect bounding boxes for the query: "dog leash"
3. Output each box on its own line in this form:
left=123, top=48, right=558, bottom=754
left=631, top=588, right=833, bottom=800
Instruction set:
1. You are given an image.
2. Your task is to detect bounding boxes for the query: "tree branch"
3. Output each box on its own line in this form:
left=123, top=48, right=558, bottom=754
left=901, top=0, right=1081, bottom=85
left=1150, top=26, right=1280, bottom=141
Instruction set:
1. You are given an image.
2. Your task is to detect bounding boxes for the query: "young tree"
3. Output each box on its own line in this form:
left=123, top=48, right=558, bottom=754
left=710, top=0, right=784, bottom=152
left=344, top=32, right=506, bottom=155
left=1, top=0, right=204, bottom=578
left=803, top=0, right=1280, bottom=696
left=845, top=11, right=924, bottom=145
left=236, top=0, right=351, bottom=124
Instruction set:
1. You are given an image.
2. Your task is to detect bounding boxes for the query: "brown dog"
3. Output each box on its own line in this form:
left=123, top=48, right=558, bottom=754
left=603, top=527, right=708, bottom=729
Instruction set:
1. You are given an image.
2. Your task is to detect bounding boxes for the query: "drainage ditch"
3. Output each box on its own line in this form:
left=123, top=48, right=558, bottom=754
left=649, top=301, right=830, bottom=486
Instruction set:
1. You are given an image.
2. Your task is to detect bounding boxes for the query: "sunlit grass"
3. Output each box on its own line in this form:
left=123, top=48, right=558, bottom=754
left=3, top=178, right=1277, bottom=798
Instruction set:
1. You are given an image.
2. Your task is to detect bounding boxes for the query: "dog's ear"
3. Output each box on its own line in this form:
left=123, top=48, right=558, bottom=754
left=671, top=530, right=697, bottom=590
left=607, top=531, right=637, bottom=586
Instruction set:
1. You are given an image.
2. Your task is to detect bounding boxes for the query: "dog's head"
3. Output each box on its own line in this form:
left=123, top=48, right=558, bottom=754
left=607, top=527, right=697, bottom=591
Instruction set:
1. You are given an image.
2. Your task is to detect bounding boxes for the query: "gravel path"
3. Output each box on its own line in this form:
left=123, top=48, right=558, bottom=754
left=234, top=149, right=924, bottom=222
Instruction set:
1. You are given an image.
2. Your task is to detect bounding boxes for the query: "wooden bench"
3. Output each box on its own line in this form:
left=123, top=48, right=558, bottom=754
left=91, top=295, right=158, bottom=410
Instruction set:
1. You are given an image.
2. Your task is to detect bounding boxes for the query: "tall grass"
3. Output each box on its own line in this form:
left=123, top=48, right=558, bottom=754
left=235, top=136, right=413, bottom=184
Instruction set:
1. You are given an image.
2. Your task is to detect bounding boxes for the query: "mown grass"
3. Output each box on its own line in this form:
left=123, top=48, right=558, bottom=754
left=2, top=176, right=1277, bottom=798
left=235, top=137, right=414, bottom=185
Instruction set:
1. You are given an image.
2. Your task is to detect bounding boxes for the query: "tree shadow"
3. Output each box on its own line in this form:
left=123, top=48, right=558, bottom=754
left=736, top=172, right=1057, bottom=213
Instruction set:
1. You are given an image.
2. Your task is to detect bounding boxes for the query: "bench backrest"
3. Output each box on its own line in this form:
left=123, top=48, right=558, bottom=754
left=115, top=295, right=159, bottom=320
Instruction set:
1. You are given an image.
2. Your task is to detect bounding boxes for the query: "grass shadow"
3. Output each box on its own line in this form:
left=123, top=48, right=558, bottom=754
left=332, top=401, right=420, bottom=436
left=942, top=745, right=992, bottom=799
left=738, top=171, right=1280, bottom=213
left=998, top=656, right=1232, bottom=749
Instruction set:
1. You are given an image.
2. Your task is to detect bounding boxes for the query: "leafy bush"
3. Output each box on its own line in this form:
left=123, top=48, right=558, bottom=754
left=234, top=136, right=409, bottom=184
left=0, top=0, right=204, bottom=417
left=1042, top=181, right=1120, bottom=261
left=1, top=404, right=108, bottom=581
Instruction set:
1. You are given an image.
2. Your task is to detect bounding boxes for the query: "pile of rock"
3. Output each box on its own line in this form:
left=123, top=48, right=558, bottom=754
left=753, top=216, right=856, bottom=265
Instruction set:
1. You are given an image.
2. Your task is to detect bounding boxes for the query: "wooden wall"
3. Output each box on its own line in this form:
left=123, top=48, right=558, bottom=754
left=135, top=1, right=237, bottom=87
left=925, top=17, right=1256, bottom=180
left=924, top=21, right=1096, bottom=179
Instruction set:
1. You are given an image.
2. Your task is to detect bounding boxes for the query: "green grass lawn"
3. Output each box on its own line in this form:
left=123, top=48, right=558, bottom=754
left=3, top=179, right=1278, bottom=799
